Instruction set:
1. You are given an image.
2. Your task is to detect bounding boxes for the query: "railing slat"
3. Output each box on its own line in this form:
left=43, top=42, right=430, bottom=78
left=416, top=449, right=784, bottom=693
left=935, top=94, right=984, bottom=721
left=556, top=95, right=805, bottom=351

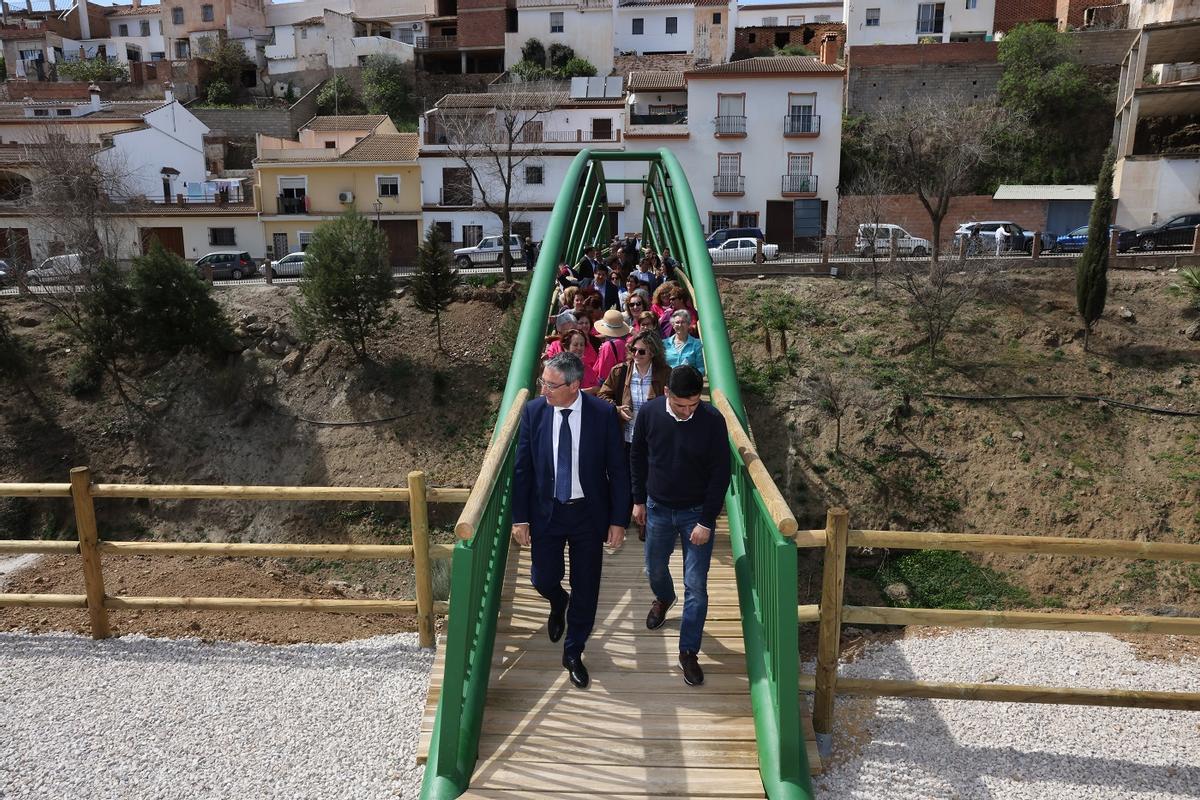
left=848, top=529, right=1200, bottom=562
left=842, top=605, right=1200, bottom=635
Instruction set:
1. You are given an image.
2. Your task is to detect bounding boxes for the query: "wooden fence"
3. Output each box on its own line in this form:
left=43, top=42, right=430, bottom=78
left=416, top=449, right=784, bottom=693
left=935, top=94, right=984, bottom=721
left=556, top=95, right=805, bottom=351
left=0, top=467, right=469, bottom=648
left=798, top=509, right=1200, bottom=753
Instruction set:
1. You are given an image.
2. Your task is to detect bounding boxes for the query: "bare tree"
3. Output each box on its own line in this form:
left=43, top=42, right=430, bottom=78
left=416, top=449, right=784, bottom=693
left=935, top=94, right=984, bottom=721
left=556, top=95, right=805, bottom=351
left=882, top=253, right=1005, bottom=367
left=435, top=84, right=564, bottom=282
left=841, top=164, right=896, bottom=292
left=865, top=96, right=1013, bottom=263
left=802, top=369, right=864, bottom=453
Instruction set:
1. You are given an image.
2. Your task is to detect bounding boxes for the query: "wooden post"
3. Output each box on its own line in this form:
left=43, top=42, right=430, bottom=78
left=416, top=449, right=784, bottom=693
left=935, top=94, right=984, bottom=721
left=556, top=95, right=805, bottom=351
left=203, top=264, right=214, bottom=285
left=888, top=229, right=898, bottom=269
left=820, top=235, right=831, bottom=270
left=813, top=507, right=849, bottom=756
left=1031, top=231, right=1042, bottom=261
left=755, top=237, right=763, bottom=264
left=264, top=260, right=273, bottom=285
left=957, top=235, right=966, bottom=261
left=69, top=466, right=110, bottom=639
left=1109, top=229, right=1119, bottom=260
left=409, top=470, right=436, bottom=649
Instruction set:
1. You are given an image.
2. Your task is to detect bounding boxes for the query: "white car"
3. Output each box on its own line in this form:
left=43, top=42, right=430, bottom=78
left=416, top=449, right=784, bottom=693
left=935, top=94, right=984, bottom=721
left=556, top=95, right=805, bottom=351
left=708, top=237, right=779, bottom=263
left=453, top=234, right=525, bottom=269
left=26, top=253, right=86, bottom=284
left=856, top=224, right=930, bottom=257
left=270, top=251, right=307, bottom=277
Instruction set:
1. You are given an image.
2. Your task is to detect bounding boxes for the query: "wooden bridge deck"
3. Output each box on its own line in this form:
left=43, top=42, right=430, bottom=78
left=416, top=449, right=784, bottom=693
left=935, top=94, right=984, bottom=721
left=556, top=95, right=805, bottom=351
left=419, top=523, right=820, bottom=798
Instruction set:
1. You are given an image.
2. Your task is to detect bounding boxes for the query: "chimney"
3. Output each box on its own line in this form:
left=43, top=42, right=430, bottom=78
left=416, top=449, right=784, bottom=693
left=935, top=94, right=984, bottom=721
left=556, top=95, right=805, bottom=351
left=78, top=1, right=91, bottom=40
left=88, top=82, right=101, bottom=113
left=132, top=0, right=140, bottom=7
left=819, top=32, right=839, bottom=66
left=163, top=80, right=174, bottom=103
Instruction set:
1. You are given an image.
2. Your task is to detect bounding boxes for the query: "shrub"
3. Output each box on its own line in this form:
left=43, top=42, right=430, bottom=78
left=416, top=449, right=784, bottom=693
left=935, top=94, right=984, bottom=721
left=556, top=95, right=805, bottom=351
left=292, top=211, right=396, bottom=360
left=559, top=57, right=597, bottom=78
left=56, top=57, right=129, bottom=82
left=128, top=241, right=233, bottom=359
left=1179, top=268, right=1200, bottom=309
left=362, top=55, right=417, bottom=127
left=316, top=75, right=362, bottom=115
left=205, top=78, right=234, bottom=105
left=521, top=38, right=546, bottom=67
left=1076, top=147, right=1114, bottom=351
left=511, top=59, right=550, bottom=82
left=66, top=351, right=104, bottom=396
left=547, top=43, right=575, bottom=71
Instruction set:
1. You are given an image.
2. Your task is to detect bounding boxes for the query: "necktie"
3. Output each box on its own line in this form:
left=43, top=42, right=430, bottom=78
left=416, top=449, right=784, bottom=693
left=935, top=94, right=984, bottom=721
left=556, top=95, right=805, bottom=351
left=555, top=408, right=573, bottom=503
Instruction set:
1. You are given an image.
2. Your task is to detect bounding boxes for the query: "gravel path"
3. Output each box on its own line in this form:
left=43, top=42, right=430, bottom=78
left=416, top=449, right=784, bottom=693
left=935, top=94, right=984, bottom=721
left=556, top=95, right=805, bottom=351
left=810, top=629, right=1200, bottom=800
left=0, top=631, right=432, bottom=800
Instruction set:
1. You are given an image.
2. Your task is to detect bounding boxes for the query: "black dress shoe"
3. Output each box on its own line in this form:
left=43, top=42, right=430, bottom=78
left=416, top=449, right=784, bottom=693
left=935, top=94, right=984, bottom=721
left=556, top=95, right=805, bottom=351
left=679, top=650, right=704, bottom=686
left=562, top=654, right=590, bottom=689
left=548, top=602, right=567, bottom=643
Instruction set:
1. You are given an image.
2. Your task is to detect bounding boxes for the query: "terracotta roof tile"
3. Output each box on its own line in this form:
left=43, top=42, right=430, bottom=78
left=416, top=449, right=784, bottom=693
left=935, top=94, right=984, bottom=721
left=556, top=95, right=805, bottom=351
left=0, top=100, right=167, bottom=121
left=301, top=114, right=390, bottom=132
left=104, top=4, right=163, bottom=16
left=340, top=132, right=419, bottom=162
left=686, top=55, right=843, bottom=76
left=620, top=0, right=726, bottom=6
left=627, top=70, right=686, bottom=91
left=435, top=92, right=620, bottom=109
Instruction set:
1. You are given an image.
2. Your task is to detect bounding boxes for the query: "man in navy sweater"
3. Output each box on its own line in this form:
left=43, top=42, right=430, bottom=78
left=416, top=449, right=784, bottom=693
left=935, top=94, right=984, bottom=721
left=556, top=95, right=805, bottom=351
left=630, top=365, right=731, bottom=686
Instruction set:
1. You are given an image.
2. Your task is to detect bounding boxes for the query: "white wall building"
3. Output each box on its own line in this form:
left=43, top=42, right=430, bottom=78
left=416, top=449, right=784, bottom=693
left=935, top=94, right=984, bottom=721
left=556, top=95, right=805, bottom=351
left=843, top=0, right=995, bottom=46
left=99, top=98, right=211, bottom=203
left=624, top=54, right=844, bottom=245
left=265, top=7, right=417, bottom=77
left=419, top=88, right=630, bottom=247
left=506, top=0, right=615, bottom=75
left=102, top=6, right=168, bottom=63
left=735, top=1, right=842, bottom=27
left=614, top=0, right=733, bottom=63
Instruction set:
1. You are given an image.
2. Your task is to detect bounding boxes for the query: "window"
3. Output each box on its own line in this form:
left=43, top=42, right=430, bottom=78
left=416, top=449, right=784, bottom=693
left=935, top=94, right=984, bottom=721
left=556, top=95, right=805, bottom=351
left=763, top=15, right=778, bottom=25
left=788, top=153, right=813, bottom=175
left=718, top=153, right=741, bottom=176
left=738, top=212, right=759, bottom=228
left=171, top=6, right=184, bottom=24
left=865, top=8, right=880, bottom=26
left=300, top=27, right=308, bottom=39
left=524, top=165, right=544, bottom=185
left=174, top=40, right=190, bottom=58
left=433, top=221, right=452, bottom=243
left=150, top=51, right=165, bottom=60
left=665, top=16, right=678, bottom=34
left=709, top=212, right=732, bottom=231
left=324, top=141, right=336, bottom=149
left=377, top=176, right=399, bottom=196
left=815, top=14, right=831, bottom=22
left=632, top=18, right=644, bottom=34
left=33, top=109, right=49, bottom=117
left=787, top=15, right=805, bottom=25
left=118, top=23, right=129, bottom=36
left=591, top=117, right=612, bottom=140
left=716, top=93, right=745, bottom=134
left=916, top=2, right=945, bottom=34
left=712, top=12, right=721, bottom=23
left=298, top=232, right=313, bottom=251
left=748, top=32, right=756, bottom=43
left=140, top=20, right=151, bottom=36
left=550, top=11, right=564, bottom=32
left=462, top=225, right=483, bottom=247
left=966, top=0, right=977, bottom=7
left=787, top=92, right=816, bottom=132
left=201, top=4, right=214, bottom=22
left=209, top=228, right=236, bottom=246
left=56, top=108, right=71, bottom=116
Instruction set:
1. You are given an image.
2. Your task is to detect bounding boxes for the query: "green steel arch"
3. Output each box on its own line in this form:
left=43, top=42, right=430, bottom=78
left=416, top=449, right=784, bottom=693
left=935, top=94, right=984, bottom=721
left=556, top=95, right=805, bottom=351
left=421, top=148, right=813, bottom=800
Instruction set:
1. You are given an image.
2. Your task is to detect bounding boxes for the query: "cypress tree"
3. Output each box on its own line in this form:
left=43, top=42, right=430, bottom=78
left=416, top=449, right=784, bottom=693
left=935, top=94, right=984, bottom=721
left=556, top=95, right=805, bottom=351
left=1076, top=147, right=1115, bottom=352
left=409, top=225, right=461, bottom=352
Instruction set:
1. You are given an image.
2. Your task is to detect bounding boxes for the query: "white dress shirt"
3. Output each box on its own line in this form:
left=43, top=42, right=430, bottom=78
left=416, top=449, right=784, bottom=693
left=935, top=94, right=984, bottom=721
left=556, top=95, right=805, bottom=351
left=550, top=390, right=585, bottom=500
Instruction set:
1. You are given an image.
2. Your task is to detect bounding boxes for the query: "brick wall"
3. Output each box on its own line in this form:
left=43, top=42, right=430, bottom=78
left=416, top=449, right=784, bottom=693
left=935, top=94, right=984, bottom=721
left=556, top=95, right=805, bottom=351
left=457, top=5, right=508, bottom=48
left=614, top=53, right=697, bottom=76
left=993, top=0, right=1059, bottom=33
left=1063, top=28, right=1136, bottom=66
left=192, top=107, right=295, bottom=139
left=732, top=22, right=844, bottom=59
left=836, top=194, right=1049, bottom=240
left=848, top=41, right=998, bottom=67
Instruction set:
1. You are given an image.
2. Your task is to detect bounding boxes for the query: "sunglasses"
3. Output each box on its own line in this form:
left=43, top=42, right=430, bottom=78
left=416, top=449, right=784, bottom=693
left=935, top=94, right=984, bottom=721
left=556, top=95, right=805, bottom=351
left=628, top=301, right=644, bottom=307
left=631, top=347, right=649, bottom=355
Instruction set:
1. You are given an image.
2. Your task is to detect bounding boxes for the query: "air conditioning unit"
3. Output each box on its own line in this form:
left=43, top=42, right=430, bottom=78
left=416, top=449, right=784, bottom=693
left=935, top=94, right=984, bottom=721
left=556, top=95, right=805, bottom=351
left=338, top=191, right=354, bottom=203
left=411, top=22, right=421, bottom=30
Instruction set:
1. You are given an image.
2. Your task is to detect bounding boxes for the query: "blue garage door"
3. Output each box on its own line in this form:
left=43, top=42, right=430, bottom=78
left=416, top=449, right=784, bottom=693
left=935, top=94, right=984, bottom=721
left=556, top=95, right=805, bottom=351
left=1046, top=200, right=1093, bottom=238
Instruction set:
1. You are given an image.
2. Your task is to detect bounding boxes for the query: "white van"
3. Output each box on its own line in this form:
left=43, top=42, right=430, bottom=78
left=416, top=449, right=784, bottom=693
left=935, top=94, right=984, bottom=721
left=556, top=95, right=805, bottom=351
left=855, top=224, right=930, bottom=258
left=25, top=253, right=86, bottom=284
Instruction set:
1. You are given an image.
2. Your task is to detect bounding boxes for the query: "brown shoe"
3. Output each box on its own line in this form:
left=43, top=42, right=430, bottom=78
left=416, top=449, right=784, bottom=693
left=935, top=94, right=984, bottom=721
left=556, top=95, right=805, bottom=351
left=646, top=597, right=674, bottom=630
left=679, top=650, right=704, bottom=686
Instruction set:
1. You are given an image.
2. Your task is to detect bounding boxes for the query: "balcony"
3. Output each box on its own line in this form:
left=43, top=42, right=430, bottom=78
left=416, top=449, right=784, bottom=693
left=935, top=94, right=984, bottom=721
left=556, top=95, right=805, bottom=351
left=713, top=175, right=745, bottom=196
left=440, top=186, right=473, bottom=206
left=277, top=195, right=308, bottom=215
left=423, top=128, right=621, bottom=145
left=781, top=174, right=818, bottom=196
left=783, top=114, right=820, bottom=137
left=630, top=111, right=687, bottom=126
left=713, top=115, right=747, bottom=137
left=415, top=35, right=458, bottom=50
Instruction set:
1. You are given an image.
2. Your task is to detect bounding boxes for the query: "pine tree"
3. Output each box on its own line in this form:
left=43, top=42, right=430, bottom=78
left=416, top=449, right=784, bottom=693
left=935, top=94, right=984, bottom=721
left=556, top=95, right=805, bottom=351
left=1076, top=147, right=1115, bottom=352
left=409, top=225, right=461, bottom=352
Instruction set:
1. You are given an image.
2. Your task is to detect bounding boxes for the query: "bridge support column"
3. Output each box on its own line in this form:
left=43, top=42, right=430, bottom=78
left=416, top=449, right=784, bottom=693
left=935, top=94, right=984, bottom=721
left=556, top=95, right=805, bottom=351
left=814, top=507, right=848, bottom=758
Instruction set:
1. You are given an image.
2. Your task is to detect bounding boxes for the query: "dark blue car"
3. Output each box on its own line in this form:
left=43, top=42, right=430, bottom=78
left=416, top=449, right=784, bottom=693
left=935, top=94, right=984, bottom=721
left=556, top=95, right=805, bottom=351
left=1053, top=225, right=1133, bottom=253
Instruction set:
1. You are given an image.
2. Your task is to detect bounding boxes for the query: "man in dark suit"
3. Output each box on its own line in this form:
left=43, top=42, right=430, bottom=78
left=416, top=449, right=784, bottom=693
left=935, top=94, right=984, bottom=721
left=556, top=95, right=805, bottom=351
left=512, top=351, right=630, bottom=688
left=591, top=262, right=619, bottom=312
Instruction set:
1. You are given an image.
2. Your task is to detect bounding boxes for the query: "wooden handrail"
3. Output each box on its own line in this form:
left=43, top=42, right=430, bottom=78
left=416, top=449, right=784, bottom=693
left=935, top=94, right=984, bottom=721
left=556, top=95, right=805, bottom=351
left=455, top=388, right=530, bottom=540
left=711, top=389, right=798, bottom=537
left=0, top=483, right=71, bottom=497
left=97, top=541, right=417, bottom=560
left=0, top=482, right=470, bottom=503
left=847, top=529, right=1200, bottom=562
left=841, top=605, right=1200, bottom=636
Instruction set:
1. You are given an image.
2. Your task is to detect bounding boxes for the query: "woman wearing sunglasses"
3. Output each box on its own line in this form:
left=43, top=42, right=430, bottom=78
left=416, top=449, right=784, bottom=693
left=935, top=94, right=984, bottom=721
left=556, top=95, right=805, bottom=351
left=597, top=330, right=670, bottom=541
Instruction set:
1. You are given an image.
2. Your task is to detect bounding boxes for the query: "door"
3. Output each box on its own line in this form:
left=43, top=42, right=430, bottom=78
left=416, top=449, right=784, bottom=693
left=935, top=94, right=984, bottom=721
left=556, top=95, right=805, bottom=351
left=272, top=232, right=289, bottom=259
left=379, top=219, right=418, bottom=267
left=591, top=118, right=612, bottom=142
left=791, top=199, right=823, bottom=250
left=140, top=226, right=185, bottom=257
left=765, top=200, right=792, bottom=247
left=521, top=120, right=543, bottom=144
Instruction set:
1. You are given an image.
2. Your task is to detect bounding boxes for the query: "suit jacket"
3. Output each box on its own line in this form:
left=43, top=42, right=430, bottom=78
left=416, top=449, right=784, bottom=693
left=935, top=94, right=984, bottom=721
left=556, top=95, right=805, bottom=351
left=512, top=393, right=632, bottom=535
left=593, top=279, right=619, bottom=312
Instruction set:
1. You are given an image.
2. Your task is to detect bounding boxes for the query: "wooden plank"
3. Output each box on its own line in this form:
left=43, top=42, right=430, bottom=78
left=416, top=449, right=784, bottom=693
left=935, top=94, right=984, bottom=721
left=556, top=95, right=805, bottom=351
left=842, top=605, right=1200, bottom=636
left=487, top=668, right=751, bottom=694
left=0, top=540, right=78, bottom=555
left=98, top=541, right=415, bottom=561
left=834, top=676, right=1200, bottom=711
left=476, top=734, right=760, bottom=768
left=493, top=633, right=747, bottom=655
left=0, top=483, right=72, bottom=497
left=104, top=596, right=417, bottom=613
left=813, top=508, right=848, bottom=735
left=847, top=528, right=1200, bottom=563
left=0, top=592, right=88, bottom=608
left=91, top=484, right=412, bottom=502
left=408, top=470, right=436, bottom=648
left=428, top=687, right=753, bottom=716
left=468, top=761, right=767, bottom=796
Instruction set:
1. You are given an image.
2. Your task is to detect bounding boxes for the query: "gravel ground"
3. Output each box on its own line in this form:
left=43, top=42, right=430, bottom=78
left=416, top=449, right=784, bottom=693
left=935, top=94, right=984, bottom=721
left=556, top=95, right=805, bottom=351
left=810, top=629, right=1200, bottom=800
left=0, top=631, right=433, bottom=800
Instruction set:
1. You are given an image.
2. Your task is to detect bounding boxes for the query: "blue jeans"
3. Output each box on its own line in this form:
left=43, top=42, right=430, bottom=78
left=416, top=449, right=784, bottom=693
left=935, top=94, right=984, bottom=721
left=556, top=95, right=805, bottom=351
left=644, top=497, right=714, bottom=654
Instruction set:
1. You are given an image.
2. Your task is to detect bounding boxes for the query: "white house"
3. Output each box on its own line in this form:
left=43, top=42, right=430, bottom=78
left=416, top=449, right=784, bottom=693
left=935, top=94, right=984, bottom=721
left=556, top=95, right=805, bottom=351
left=613, top=0, right=733, bottom=63
left=735, top=1, right=842, bottom=27
left=419, top=84, right=630, bottom=248
left=506, top=0, right=615, bottom=75
left=623, top=52, right=844, bottom=245
left=265, top=7, right=417, bottom=78
left=843, top=0, right=995, bottom=46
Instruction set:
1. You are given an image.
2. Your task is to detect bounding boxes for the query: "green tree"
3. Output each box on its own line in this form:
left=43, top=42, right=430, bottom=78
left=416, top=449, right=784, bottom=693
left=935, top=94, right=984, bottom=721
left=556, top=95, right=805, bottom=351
left=521, top=38, right=546, bottom=67
left=409, top=226, right=462, bottom=352
left=56, top=57, right=129, bottom=82
left=77, top=260, right=137, bottom=404
left=997, top=23, right=1113, bottom=184
left=316, top=74, right=363, bottom=115
left=206, top=39, right=252, bottom=85
left=1076, top=147, right=1115, bottom=352
left=129, top=242, right=232, bottom=359
left=511, top=60, right=550, bottom=81
left=292, top=212, right=397, bottom=360
left=204, top=77, right=234, bottom=105
left=547, top=43, right=575, bottom=71
left=558, top=58, right=597, bottom=78
left=362, top=55, right=417, bottom=127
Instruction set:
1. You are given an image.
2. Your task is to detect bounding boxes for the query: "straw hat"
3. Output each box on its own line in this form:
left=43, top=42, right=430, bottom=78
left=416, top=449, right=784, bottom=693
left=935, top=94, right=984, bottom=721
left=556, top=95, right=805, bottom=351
left=593, top=308, right=632, bottom=337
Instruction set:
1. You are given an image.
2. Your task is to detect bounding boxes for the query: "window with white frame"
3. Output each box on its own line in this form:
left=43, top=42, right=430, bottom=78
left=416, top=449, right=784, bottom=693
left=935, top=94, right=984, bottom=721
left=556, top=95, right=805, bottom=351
left=865, top=8, right=880, bottom=26
left=787, top=92, right=816, bottom=133
left=632, top=18, right=644, bottom=34
left=738, top=212, right=759, bottom=228
left=524, top=165, right=544, bottom=185
left=550, top=11, right=564, bottom=32
left=763, top=16, right=778, bottom=25
left=209, top=227, right=236, bottom=246
left=377, top=176, right=399, bottom=197
left=916, top=2, right=945, bottom=33
left=301, top=27, right=308, bottom=39
left=787, top=15, right=805, bottom=24
left=665, top=16, right=678, bottom=34
left=966, top=0, right=977, bottom=8
left=717, top=153, right=741, bottom=176
left=787, top=153, right=812, bottom=175
left=709, top=212, right=733, bottom=231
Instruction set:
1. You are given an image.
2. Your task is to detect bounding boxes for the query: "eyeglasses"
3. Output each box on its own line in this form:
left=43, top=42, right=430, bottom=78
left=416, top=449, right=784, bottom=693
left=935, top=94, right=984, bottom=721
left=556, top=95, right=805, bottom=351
left=628, top=301, right=643, bottom=308
left=631, top=347, right=649, bottom=355
left=536, top=377, right=568, bottom=391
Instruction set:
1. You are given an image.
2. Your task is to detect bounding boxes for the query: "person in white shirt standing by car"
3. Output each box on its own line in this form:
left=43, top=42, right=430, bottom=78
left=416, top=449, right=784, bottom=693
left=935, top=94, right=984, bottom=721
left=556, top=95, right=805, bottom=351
left=995, top=224, right=1009, bottom=256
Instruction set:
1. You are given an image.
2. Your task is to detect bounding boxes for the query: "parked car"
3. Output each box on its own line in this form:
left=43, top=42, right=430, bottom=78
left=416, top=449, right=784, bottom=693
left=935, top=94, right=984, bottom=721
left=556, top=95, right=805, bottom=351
left=453, top=234, right=525, bottom=269
left=953, top=221, right=1037, bottom=253
left=1052, top=225, right=1133, bottom=253
left=270, top=251, right=307, bottom=277
left=708, top=237, right=779, bottom=263
left=705, top=227, right=765, bottom=248
left=855, top=224, right=930, bottom=257
left=194, top=251, right=258, bottom=280
left=26, top=253, right=86, bottom=284
left=0, top=259, right=11, bottom=287
left=1131, top=212, right=1200, bottom=252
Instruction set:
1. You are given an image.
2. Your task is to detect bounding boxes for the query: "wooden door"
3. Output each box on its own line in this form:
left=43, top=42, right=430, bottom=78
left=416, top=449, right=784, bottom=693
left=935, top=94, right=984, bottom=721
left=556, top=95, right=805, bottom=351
left=380, top=220, right=419, bottom=267
left=139, top=227, right=185, bottom=258
left=765, top=200, right=791, bottom=247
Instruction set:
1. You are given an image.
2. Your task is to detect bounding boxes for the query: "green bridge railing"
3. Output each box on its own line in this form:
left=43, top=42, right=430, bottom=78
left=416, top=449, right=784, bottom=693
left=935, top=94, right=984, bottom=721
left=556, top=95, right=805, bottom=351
left=421, top=148, right=813, bottom=800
